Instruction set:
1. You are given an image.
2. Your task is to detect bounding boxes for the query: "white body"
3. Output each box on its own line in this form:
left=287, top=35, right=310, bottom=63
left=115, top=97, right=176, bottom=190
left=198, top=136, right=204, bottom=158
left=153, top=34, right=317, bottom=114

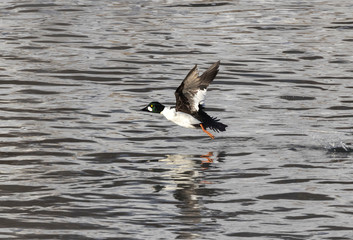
left=161, top=107, right=200, bottom=129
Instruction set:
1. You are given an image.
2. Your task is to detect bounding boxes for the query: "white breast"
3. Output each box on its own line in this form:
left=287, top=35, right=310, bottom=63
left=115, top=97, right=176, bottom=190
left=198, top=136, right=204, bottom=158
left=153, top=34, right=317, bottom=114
left=161, top=107, right=200, bottom=129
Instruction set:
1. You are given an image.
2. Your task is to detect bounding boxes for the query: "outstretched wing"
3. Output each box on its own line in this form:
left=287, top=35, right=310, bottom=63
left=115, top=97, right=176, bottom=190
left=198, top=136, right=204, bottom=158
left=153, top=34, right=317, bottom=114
left=174, top=61, right=220, bottom=114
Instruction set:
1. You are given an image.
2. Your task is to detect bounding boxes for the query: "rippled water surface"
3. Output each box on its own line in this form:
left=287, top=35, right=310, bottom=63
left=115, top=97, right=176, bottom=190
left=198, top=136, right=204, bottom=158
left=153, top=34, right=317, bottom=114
left=1, top=0, right=353, bottom=239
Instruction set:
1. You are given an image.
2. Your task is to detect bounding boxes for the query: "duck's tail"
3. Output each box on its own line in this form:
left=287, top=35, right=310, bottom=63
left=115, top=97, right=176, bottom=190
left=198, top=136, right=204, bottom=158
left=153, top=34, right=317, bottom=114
left=197, top=110, right=227, bottom=132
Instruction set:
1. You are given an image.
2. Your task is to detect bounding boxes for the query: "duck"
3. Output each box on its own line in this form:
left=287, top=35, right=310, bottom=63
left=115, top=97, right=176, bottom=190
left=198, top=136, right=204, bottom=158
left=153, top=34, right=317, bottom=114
left=141, top=61, right=227, bottom=139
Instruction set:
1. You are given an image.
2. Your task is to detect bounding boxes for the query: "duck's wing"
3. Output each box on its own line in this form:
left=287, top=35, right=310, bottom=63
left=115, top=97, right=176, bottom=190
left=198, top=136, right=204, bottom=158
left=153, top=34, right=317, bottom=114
left=174, top=61, right=220, bottom=114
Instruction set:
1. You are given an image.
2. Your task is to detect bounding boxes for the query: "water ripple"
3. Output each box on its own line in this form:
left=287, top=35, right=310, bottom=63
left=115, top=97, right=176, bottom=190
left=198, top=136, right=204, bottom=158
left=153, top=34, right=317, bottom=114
left=1, top=0, right=353, bottom=239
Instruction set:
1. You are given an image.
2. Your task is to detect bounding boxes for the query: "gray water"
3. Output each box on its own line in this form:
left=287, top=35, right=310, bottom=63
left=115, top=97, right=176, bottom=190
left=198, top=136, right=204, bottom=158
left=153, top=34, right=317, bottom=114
left=1, top=0, right=353, bottom=239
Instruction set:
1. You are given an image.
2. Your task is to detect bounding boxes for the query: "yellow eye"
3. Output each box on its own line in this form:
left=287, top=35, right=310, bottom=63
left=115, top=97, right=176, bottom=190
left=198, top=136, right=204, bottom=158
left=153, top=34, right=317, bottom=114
left=151, top=105, right=154, bottom=108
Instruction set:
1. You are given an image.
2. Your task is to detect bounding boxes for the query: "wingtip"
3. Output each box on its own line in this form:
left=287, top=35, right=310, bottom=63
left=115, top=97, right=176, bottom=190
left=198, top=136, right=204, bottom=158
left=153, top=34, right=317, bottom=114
left=216, top=60, right=220, bottom=67
left=211, top=60, right=220, bottom=70
left=190, top=64, right=198, bottom=72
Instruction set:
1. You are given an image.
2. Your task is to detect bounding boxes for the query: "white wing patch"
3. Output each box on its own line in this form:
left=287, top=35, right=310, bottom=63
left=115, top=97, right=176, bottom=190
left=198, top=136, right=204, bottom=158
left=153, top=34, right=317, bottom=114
left=193, top=89, right=207, bottom=111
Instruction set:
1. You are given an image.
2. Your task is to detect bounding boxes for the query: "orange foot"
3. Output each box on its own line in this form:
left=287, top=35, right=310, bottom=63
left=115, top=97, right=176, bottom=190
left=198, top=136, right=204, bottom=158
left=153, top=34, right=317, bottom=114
left=201, top=152, right=214, bottom=164
left=200, top=123, right=215, bottom=139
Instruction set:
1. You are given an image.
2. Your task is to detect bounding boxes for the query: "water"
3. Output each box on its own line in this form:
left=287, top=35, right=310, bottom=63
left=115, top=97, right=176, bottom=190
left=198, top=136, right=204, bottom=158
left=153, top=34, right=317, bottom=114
left=1, top=0, right=353, bottom=239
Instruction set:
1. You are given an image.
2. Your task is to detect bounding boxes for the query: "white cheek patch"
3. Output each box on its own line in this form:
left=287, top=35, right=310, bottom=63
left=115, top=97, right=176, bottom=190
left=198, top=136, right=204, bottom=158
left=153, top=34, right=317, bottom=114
left=148, top=106, right=153, bottom=111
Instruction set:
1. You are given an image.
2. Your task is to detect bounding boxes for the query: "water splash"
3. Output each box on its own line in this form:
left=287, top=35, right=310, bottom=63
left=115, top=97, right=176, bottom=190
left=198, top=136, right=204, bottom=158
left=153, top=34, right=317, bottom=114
left=309, top=131, right=352, bottom=152
left=325, top=141, right=352, bottom=153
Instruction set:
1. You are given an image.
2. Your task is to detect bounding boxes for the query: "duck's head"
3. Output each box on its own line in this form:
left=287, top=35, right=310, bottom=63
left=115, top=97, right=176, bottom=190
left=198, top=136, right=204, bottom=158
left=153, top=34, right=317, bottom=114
left=141, top=102, right=165, bottom=113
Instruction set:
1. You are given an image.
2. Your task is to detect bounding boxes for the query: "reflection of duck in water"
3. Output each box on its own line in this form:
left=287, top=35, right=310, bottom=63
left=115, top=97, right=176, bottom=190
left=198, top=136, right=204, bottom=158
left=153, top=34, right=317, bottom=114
left=157, top=152, right=216, bottom=185
left=156, top=152, right=217, bottom=231
left=159, top=153, right=215, bottom=184
left=153, top=152, right=223, bottom=238
left=155, top=152, right=218, bottom=193
left=141, top=61, right=227, bottom=139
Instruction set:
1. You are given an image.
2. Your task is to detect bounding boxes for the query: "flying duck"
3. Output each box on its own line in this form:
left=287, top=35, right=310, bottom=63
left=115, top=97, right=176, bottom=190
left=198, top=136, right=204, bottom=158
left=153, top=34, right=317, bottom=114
left=141, top=61, right=227, bottom=139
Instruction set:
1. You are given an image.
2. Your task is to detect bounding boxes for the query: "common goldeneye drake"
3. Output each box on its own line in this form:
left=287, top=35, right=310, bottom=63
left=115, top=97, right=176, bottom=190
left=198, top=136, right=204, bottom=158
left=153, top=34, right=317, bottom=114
left=141, top=61, right=227, bottom=139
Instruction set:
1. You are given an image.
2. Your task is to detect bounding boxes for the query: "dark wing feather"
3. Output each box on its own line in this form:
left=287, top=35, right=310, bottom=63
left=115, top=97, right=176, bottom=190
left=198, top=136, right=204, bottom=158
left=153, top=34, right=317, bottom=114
left=197, top=108, right=228, bottom=132
left=175, top=61, right=220, bottom=114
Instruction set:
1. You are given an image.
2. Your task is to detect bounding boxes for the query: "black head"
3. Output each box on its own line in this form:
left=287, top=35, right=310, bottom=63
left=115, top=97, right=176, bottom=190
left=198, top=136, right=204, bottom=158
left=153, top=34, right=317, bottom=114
left=141, top=102, right=165, bottom=113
